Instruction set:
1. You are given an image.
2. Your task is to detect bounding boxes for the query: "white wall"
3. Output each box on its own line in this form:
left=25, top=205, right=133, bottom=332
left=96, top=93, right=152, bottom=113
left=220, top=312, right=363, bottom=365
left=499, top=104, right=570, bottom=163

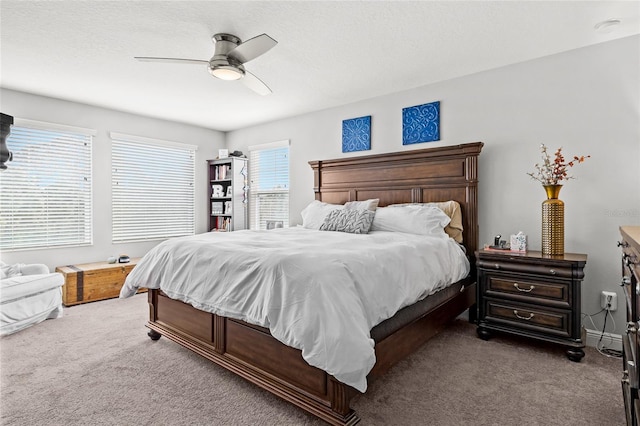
left=0, top=89, right=225, bottom=269
left=226, top=35, right=640, bottom=329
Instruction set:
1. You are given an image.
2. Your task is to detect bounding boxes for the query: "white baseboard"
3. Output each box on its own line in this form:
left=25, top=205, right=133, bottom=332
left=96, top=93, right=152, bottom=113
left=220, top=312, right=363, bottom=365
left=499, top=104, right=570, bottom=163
left=584, top=327, right=622, bottom=351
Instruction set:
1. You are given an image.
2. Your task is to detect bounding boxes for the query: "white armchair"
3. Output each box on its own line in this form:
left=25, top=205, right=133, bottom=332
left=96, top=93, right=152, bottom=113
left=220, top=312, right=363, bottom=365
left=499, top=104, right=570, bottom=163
left=1, top=262, right=64, bottom=336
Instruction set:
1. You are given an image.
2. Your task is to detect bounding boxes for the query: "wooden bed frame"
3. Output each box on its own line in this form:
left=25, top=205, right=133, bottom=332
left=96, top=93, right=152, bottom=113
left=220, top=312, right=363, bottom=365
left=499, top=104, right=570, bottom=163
left=145, top=142, right=483, bottom=425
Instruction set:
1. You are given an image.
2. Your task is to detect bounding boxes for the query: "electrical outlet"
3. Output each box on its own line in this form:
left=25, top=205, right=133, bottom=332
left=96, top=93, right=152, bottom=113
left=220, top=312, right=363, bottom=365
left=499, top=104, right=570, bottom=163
left=601, top=291, right=618, bottom=312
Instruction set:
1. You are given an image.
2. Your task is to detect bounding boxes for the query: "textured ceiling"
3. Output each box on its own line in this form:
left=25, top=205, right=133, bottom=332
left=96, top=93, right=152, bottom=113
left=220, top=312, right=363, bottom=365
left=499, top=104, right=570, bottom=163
left=1, top=1, right=638, bottom=132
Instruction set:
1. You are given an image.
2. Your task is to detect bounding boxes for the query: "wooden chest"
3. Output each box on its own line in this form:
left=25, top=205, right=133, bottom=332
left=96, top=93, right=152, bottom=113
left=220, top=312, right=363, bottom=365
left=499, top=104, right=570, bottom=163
left=55, top=258, right=143, bottom=306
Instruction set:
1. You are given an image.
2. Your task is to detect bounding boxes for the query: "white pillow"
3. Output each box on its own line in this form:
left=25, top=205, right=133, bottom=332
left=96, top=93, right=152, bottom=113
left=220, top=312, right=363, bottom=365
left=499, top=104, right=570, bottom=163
left=371, top=205, right=451, bottom=237
left=301, top=200, right=344, bottom=230
left=344, top=198, right=379, bottom=212
left=389, top=201, right=463, bottom=243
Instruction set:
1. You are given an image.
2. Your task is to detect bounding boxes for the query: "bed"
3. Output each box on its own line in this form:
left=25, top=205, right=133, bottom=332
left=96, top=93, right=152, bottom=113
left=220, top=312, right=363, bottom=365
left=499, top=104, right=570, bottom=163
left=122, top=142, right=483, bottom=425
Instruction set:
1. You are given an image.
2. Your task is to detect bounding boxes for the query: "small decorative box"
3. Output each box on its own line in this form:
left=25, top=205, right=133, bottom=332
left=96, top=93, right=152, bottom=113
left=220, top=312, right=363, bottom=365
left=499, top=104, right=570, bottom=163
left=510, top=232, right=527, bottom=252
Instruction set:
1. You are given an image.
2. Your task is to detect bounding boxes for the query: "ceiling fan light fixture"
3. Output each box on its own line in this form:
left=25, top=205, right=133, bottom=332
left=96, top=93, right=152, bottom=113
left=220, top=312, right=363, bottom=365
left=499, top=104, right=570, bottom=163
left=137, top=32, right=276, bottom=94
left=209, top=65, right=244, bottom=81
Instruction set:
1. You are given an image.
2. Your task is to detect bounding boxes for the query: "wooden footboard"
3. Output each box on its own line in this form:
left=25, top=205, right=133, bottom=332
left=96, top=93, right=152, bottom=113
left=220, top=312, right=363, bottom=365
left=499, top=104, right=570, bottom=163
left=147, top=289, right=359, bottom=425
left=146, top=280, right=475, bottom=425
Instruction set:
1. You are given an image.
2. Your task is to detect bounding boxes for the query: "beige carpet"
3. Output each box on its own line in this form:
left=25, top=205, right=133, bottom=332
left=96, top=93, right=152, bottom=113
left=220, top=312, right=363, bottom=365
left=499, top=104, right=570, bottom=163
left=0, top=293, right=624, bottom=425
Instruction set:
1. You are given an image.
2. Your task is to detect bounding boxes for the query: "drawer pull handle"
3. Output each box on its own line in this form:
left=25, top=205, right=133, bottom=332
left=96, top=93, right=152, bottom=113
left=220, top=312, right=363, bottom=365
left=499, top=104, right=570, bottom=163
left=549, top=269, right=556, bottom=275
left=618, top=241, right=629, bottom=248
left=513, top=283, right=535, bottom=293
left=622, top=276, right=631, bottom=286
left=494, top=264, right=500, bottom=269
left=513, top=310, right=534, bottom=320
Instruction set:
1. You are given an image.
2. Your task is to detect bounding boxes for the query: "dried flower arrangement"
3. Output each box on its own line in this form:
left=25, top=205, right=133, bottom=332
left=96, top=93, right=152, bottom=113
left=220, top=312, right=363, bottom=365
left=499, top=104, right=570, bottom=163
left=527, top=144, right=590, bottom=186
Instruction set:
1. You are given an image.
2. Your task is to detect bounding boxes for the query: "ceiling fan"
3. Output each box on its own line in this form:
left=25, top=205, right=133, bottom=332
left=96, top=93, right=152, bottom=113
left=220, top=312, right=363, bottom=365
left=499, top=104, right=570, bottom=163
left=135, top=33, right=278, bottom=96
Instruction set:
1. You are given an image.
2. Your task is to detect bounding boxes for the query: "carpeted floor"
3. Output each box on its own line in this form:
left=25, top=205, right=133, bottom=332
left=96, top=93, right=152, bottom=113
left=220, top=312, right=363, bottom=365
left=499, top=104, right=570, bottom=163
left=0, top=293, right=625, bottom=425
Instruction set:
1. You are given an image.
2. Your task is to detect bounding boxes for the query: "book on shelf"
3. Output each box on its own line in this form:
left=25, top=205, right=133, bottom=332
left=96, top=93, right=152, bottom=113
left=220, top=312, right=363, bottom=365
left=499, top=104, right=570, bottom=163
left=213, top=216, right=232, bottom=231
left=213, top=164, right=232, bottom=180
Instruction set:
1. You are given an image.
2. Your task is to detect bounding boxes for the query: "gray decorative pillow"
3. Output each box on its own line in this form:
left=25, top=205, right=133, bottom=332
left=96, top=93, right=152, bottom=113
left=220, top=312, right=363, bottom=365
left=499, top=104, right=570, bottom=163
left=319, top=209, right=375, bottom=234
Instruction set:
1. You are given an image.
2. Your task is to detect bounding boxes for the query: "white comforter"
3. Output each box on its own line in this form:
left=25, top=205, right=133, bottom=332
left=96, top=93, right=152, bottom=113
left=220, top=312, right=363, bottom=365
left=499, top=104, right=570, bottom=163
left=120, top=227, right=469, bottom=392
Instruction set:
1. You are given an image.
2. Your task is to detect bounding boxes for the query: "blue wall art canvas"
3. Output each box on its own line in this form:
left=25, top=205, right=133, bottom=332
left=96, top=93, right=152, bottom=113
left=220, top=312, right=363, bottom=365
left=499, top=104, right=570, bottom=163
left=342, top=115, right=371, bottom=153
left=402, top=101, right=440, bottom=145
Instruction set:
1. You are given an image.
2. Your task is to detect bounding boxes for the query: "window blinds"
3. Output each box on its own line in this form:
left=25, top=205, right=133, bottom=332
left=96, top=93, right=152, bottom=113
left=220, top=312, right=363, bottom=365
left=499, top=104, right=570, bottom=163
left=0, top=125, right=93, bottom=250
left=111, top=135, right=195, bottom=242
left=249, top=142, right=289, bottom=230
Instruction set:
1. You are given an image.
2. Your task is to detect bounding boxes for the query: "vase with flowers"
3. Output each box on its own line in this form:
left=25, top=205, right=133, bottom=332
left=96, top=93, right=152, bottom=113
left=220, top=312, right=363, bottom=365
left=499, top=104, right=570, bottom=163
left=527, top=144, right=590, bottom=255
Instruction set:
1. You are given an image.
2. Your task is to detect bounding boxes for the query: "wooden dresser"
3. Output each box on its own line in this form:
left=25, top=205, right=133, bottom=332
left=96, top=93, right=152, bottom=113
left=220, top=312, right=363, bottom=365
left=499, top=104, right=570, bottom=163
left=476, top=249, right=587, bottom=361
left=620, top=226, right=640, bottom=426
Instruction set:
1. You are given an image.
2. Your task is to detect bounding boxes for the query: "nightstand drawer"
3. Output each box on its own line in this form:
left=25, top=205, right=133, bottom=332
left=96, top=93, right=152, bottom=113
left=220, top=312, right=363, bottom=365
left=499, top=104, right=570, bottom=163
left=477, top=258, right=578, bottom=279
left=484, top=299, right=571, bottom=338
left=485, top=275, right=570, bottom=308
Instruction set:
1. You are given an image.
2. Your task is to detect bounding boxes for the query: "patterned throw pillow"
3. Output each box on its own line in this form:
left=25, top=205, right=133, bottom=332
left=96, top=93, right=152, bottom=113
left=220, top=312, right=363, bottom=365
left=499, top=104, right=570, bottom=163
left=319, top=209, right=375, bottom=234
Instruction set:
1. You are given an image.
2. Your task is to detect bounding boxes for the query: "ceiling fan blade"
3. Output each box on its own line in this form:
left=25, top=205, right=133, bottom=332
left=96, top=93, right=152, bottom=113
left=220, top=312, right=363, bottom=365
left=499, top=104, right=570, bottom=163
left=228, top=34, right=277, bottom=64
left=241, top=70, right=272, bottom=96
left=134, top=57, right=208, bottom=65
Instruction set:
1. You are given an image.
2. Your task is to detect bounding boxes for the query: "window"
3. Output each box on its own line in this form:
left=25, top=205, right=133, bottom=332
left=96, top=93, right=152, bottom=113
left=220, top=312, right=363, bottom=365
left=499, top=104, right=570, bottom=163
left=249, top=140, right=290, bottom=230
left=0, top=120, right=94, bottom=251
left=111, top=133, right=196, bottom=243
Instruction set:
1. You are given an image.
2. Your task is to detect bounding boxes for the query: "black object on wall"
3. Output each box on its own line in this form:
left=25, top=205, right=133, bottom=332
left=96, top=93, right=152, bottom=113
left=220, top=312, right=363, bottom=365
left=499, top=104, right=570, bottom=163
left=1, top=113, right=14, bottom=170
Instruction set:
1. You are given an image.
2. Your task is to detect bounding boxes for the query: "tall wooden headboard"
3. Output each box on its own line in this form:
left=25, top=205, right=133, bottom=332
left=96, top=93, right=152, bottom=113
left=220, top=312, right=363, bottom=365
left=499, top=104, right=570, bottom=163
left=308, top=142, right=484, bottom=258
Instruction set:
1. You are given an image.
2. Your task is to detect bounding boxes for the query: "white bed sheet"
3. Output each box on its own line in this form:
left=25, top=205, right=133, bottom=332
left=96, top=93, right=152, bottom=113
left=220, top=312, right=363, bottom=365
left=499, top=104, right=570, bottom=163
left=120, top=227, right=469, bottom=392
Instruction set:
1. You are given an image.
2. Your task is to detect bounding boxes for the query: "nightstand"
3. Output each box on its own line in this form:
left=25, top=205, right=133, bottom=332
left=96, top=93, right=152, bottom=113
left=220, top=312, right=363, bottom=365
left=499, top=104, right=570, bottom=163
left=475, top=249, right=587, bottom=361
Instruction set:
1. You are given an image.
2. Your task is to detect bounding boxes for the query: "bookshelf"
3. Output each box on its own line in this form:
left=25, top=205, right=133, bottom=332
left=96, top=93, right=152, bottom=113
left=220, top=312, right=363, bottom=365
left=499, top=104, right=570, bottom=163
left=208, top=156, right=248, bottom=231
